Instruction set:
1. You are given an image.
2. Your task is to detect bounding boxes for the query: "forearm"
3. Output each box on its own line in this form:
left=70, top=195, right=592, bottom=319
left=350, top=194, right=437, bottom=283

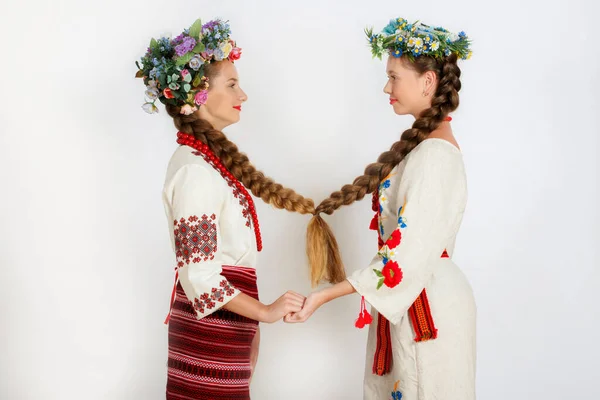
left=318, top=279, right=356, bottom=305
left=223, top=293, right=267, bottom=322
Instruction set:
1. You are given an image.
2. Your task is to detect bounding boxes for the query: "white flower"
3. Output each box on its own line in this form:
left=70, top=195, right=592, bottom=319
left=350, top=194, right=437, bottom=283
left=430, top=41, right=440, bottom=51
left=408, top=37, right=416, bottom=47
left=147, top=79, right=157, bottom=88
left=414, top=38, right=424, bottom=49
left=145, top=88, right=159, bottom=101
left=142, top=102, right=158, bottom=114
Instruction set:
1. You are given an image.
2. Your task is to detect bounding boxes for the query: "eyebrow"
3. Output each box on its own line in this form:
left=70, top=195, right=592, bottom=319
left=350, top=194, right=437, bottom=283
left=227, top=77, right=239, bottom=82
left=386, top=71, right=396, bottom=75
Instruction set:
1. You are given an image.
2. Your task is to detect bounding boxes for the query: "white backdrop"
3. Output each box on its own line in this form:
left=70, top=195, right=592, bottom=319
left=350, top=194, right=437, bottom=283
left=1, top=0, right=598, bottom=399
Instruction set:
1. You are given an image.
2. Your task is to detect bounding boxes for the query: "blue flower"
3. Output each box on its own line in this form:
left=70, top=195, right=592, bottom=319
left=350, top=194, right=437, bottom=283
left=382, top=256, right=389, bottom=265
left=391, top=48, right=403, bottom=58
left=380, top=224, right=385, bottom=236
left=382, top=180, right=391, bottom=188
left=398, top=217, right=406, bottom=228
left=383, top=20, right=397, bottom=35
left=379, top=204, right=383, bottom=214
left=392, top=390, right=403, bottom=400
left=213, top=48, right=225, bottom=61
left=459, top=31, right=467, bottom=39
left=189, top=55, right=203, bottom=71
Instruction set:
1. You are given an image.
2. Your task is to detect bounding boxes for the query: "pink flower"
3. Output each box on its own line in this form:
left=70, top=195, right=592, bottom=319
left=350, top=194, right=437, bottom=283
left=194, top=90, right=208, bottom=105
left=181, top=69, right=189, bottom=78
left=228, top=47, right=242, bottom=62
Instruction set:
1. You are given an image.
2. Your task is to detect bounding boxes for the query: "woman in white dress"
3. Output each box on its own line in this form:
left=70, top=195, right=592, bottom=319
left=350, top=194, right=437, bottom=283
left=287, top=17, right=477, bottom=400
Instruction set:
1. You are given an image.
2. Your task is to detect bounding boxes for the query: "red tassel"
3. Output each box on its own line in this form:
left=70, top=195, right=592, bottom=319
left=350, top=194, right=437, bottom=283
left=369, top=214, right=379, bottom=231
left=363, top=307, right=373, bottom=325
left=355, top=296, right=373, bottom=329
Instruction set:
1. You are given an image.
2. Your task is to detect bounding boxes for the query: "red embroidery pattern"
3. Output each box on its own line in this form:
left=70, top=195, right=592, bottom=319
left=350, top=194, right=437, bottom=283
left=193, top=280, right=236, bottom=314
left=192, top=150, right=253, bottom=228
left=173, top=214, right=217, bottom=267
left=178, top=132, right=262, bottom=251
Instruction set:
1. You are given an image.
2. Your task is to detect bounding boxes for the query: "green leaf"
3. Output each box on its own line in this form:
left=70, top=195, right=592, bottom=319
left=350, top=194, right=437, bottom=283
left=167, top=75, right=172, bottom=83
left=175, top=53, right=193, bottom=66
left=376, top=278, right=385, bottom=290
left=150, top=38, right=158, bottom=50
left=189, top=19, right=202, bottom=39
left=135, top=70, right=144, bottom=78
left=192, top=74, right=202, bottom=88
left=373, top=269, right=383, bottom=278
left=192, top=42, right=205, bottom=53
left=183, top=83, right=191, bottom=92
left=183, top=73, right=192, bottom=83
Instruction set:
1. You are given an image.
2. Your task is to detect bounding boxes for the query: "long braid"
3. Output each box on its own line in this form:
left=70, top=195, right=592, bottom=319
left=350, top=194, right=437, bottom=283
left=167, top=105, right=316, bottom=215
left=308, top=54, right=462, bottom=286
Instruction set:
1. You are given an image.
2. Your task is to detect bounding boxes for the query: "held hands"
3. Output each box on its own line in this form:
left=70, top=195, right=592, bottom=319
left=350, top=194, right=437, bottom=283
left=284, top=291, right=324, bottom=323
left=263, top=291, right=306, bottom=323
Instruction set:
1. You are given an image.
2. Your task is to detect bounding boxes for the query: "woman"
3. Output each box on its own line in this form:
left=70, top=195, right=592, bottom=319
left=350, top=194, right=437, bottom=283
left=136, top=18, right=313, bottom=399
left=288, top=17, right=476, bottom=400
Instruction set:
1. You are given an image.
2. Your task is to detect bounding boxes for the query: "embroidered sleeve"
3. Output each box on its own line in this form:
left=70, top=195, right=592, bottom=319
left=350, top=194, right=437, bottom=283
left=347, top=144, right=467, bottom=325
left=168, top=164, right=240, bottom=319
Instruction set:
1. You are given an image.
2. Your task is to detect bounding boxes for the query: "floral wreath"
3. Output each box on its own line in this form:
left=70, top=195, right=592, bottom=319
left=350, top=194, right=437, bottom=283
left=135, top=18, right=242, bottom=115
left=366, top=17, right=472, bottom=61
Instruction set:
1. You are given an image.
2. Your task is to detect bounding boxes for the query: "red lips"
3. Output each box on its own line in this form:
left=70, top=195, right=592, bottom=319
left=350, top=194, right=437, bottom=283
left=389, top=98, right=398, bottom=105
left=233, top=105, right=242, bottom=111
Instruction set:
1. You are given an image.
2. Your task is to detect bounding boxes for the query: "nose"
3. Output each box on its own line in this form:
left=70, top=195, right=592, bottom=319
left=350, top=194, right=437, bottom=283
left=383, top=80, right=392, bottom=95
left=240, top=89, right=248, bottom=103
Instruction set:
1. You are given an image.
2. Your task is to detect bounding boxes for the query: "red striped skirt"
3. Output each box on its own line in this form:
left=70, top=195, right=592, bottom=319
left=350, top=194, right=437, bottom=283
left=166, top=266, right=259, bottom=400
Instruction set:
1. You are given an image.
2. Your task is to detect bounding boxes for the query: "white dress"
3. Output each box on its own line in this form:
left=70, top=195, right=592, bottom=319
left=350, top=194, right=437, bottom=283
left=347, top=139, right=476, bottom=400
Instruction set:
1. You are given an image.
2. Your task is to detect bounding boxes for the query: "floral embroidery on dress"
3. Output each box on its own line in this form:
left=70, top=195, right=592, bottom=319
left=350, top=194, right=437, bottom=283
left=192, top=150, right=253, bottom=228
left=373, top=200, right=408, bottom=290
left=390, top=380, right=403, bottom=400
left=174, top=214, right=217, bottom=267
left=398, top=201, right=407, bottom=228
left=193, top=279, right=236, bottom=314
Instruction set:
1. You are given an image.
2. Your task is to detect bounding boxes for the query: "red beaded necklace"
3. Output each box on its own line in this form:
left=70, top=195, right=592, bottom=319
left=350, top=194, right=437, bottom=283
left=176, top=131, right=263, bottom=252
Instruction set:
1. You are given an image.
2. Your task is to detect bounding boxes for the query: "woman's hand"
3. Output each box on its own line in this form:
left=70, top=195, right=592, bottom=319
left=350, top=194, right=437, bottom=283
left=284, top=291, right=325, bottom=323
left=262, top=291, right=306, bottom=323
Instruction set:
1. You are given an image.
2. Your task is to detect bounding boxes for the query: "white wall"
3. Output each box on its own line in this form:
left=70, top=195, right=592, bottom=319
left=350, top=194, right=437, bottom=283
left=1, top=0, right=598, bottom=399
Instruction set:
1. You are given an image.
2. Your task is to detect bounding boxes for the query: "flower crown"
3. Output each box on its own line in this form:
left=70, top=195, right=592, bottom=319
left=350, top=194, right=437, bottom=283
left=135, top=18, right=242, bottom=115
left=366, top=17, right=472, bottom=61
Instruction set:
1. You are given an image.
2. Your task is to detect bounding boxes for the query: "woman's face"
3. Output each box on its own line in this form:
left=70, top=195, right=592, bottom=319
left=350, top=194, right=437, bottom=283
left=383, top=56, right=436, bottom=119
left=198, top=60, right=247, bottom=130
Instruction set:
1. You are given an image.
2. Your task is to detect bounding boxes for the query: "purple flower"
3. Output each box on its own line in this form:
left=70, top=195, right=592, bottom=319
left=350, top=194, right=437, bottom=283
left=175, top=36, right=197, bottom=57
left=202, top=20, right=220, bottom=31
left=195, top=90, right=208, bottom=105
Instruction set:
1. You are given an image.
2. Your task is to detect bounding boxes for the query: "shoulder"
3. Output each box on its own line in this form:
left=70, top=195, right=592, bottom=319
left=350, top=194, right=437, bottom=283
left=165, top=146, right=224, bottom=189
left=408, top=138, right=462, bottom=162
left=402, top=139, right=466, bottom=182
